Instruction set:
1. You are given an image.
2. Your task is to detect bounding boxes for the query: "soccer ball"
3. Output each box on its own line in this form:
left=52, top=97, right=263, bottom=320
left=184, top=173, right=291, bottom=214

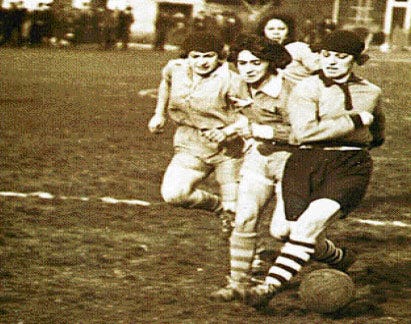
left=299, top=269, right=355, bottom=314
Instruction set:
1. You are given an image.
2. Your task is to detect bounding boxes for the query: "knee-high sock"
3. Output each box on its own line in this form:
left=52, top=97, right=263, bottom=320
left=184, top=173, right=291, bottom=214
left=230, top=231, right=257, bottom=281
left=312, top=238, right=343, bottom=265
left=265, top=239, right=315, bottom=287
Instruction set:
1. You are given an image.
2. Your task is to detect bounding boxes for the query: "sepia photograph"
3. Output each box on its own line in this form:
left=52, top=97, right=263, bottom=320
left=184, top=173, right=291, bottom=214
left=1, top=0, right=410, bottom=322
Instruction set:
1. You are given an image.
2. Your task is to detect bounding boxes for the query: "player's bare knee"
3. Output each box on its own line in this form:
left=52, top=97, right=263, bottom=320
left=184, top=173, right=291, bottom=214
left=270, top=224, right=290, bottom=241
left=234, top=211, right=258, bottom=233
left=290, top=199, right=341, bottom=243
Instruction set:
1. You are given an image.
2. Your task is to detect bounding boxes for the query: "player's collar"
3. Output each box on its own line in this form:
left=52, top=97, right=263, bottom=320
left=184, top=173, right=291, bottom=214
left=254, top=73, right=283, bottom=98
left=317, top=70, right=362, bottom=87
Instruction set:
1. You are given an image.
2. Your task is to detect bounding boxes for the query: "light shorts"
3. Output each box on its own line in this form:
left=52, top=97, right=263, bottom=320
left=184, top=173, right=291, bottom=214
left=172, top=126, right=244, bottom=185
left=240, top=142, right=292, bottom=185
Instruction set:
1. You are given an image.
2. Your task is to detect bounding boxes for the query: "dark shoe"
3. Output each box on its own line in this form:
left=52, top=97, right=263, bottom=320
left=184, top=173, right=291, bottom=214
left=330, top=248, right=357, bottom=273
left=210, top=277, right=251, bottom=302
left=244, top=282, right=277, bottom=308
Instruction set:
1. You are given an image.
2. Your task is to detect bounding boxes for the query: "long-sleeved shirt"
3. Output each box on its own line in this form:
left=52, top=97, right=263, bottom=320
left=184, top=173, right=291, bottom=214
left=161, top=59, right=249, bottom=130
left=242, top=73, right=293, bottom=142
left=288, top=73, right=385, bottom=147
left=283, top=41, right=320, bottom=85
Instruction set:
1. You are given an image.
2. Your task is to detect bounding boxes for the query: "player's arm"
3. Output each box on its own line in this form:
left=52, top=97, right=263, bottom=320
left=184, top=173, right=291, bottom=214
left=288, top=82, right=372, bottom=144
left=369, top=97, right=385, bottom=148
left=201, top=76, right=252, bottom=143
left=299, top=43, right=321, bottom=73
left=148, top=66, right=171, bottom=134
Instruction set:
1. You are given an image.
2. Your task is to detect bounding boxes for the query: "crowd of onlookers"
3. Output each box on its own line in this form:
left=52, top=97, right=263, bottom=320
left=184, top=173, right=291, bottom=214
left=0, top=2, right=385, bottom=51
left=0, top=2, right=134, bottom=49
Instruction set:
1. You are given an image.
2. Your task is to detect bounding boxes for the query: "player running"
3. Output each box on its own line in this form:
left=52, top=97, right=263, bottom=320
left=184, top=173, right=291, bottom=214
left=147, top=31, right=250, bottom=234
left=255, top=13, right=320, bottom=85
left=245, top=30, right=385, bottom=308
left=209, top=34, right=294, bottom=301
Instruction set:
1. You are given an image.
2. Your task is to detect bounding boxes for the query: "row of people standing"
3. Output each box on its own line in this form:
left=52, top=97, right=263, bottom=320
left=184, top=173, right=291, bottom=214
left=153, top=9, right=243, bottom=51
left=148, top=10, right=385, bottom=309
left=0, top=5, right=134, bottom=49
left=0, top=2, right=51, bottom=46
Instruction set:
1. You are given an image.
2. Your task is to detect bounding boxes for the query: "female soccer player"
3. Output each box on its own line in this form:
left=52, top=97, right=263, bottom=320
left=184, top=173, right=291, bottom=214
left=210, top=34, right=294, bottom=301
left=148, top=31, right=250, bottom=234
left=245, top=30, right=385, bottom=308
left=255, top=13, right=320, bottom=85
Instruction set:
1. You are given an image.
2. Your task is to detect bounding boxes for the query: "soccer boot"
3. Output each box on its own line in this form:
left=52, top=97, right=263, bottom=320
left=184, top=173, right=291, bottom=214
left=244, top=282, right=277, bottom=308
left=330, top=248, right=357, bottom=273
left=218, top=210, right=235, bottom=239
left=210, top=277, right=251, bottom=302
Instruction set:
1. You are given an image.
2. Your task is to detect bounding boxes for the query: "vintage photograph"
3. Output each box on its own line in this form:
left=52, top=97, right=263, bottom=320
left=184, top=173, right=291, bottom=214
left=1, top=0, right=410, bottom=322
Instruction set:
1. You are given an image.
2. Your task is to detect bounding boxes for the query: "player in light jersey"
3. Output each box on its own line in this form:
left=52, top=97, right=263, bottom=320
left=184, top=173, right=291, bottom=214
left=255, top=13, right=320, bottom=85
left=148, top=31, right=250, bottom=234
left=245, top=30, right=385, bottom=308
left=209, top=34, right=295, bottom=301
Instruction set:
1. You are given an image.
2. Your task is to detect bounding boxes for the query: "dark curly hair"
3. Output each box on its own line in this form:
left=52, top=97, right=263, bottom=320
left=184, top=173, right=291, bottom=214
left=180, top=31, right=225, bottom=59
left=255, top=12, right=296, bottom=45
left=228, top=34, right=292, bottom=73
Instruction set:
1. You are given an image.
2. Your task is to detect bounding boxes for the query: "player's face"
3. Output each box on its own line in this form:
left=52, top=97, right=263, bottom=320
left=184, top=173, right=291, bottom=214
left=237, top=50, right=270, bottom=84
left=264, top=19, right=288, bottom=44
left=320, top=50, right=355, bottom=79
left=188, top=51, right=219, bottom=76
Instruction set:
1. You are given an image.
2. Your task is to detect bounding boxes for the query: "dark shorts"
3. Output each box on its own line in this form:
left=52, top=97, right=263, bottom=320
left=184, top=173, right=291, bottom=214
left=282, top=149, right=373, bottom=221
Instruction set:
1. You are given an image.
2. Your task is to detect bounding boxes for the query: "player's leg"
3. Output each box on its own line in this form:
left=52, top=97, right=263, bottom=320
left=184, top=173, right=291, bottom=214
left=161, top=152, right=220, bottom=212
left=311, top=151, right=372, bottom=272
left=211, top=148, right=274, bottom=301
left=269, top=181, right=291, bottom=241
left=312, top=232, right=357, bottom=272
left=246, top=198, right=341, bottom=307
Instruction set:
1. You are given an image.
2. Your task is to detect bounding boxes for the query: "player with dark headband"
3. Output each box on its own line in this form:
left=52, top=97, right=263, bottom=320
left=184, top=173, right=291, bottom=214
left=148, top=31, right=250, bottom=234
left=245, top=30, right=385, bottom=308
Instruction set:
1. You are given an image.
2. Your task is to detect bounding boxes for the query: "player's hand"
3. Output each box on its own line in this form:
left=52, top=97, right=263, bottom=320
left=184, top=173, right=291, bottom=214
left=358, top=111, right=374, bottom=126
left=148, top=114, right=166, bottom=133
left=250, top=123, right=274, bottom=140
left=243, top=138, right=256, bottom=153
left=201, top=128, right=227, bottom=143
left=229, top=96, right=254, bottom=109
left=236, top=123, right=253, bottom=139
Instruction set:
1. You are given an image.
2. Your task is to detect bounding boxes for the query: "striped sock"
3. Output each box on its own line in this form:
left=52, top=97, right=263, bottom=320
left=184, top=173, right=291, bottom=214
left=230, top=231, right=257, bottom=281
left=265, top=239, right=315, bottom=287
left=313, top=239, right=343, bottom=265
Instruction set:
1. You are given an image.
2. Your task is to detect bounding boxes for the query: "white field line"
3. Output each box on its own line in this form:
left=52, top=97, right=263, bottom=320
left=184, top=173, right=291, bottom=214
left=1, top=190, right=410, bottom=228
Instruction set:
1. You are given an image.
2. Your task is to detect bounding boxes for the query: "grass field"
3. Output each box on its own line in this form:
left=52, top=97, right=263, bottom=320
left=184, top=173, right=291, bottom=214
left=0, top=47, right=410, bottom=323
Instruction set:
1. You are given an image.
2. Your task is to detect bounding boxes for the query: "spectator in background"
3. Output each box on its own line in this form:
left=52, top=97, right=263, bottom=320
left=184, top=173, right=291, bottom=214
left=29, top=2, right=53, bottom=46
left=117, top=6, right=134, bottom=50
left=102, top=8, right=118, bottom=49
left=192, top=10, right=212, bottom=32
left=255, top=13, right=320, bottom=86
left=1, top=1, right=27, bottom=46
left=314, top=17, right=336, bottom=48
left=219, top=11, right=243, bottom=47
left=153, top=11, right=171, bottom=51
left=301, top=18, right=315, bottom=45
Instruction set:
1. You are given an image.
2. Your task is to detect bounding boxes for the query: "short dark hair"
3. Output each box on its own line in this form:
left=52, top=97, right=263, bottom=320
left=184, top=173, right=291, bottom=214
left=229, top=34, right=292, bottom=73
left=255, top=12, right=296, bottom=45
left=180, top=32, right=225, bottom=59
